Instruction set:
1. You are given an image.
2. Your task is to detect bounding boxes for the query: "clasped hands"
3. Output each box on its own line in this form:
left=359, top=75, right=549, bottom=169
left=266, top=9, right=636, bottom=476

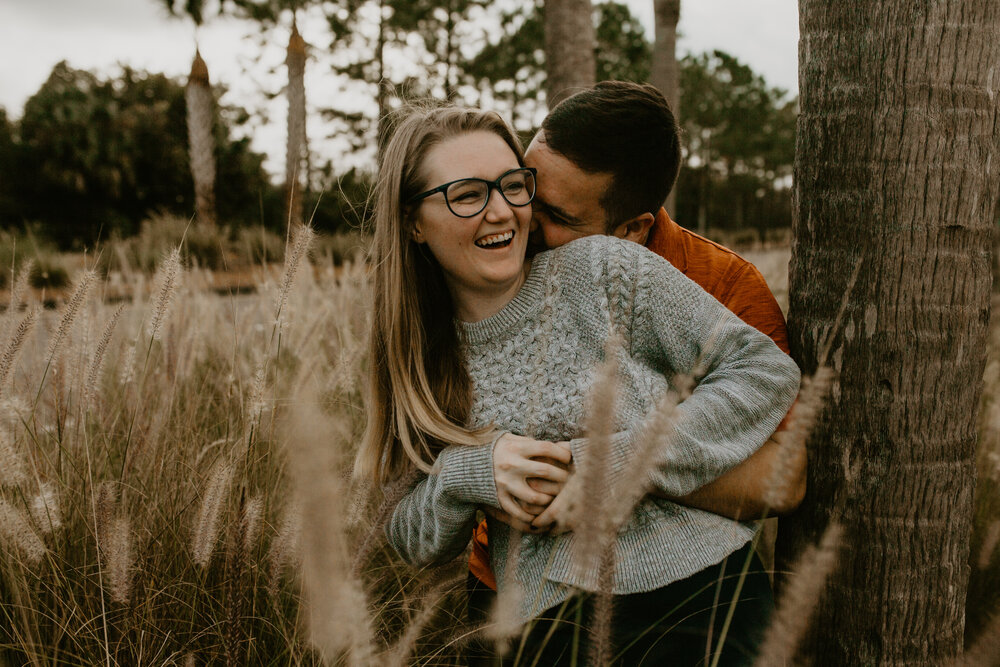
left=490, top=432, right=577, bottom=534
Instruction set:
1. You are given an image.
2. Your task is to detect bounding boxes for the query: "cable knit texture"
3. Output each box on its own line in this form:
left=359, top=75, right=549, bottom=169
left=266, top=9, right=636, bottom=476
left=386, top=235, right=800, bottom=621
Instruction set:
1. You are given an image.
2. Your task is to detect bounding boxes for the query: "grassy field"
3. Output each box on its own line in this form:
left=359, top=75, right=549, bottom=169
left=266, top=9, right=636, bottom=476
left=0, top=234, right=996, bottom=664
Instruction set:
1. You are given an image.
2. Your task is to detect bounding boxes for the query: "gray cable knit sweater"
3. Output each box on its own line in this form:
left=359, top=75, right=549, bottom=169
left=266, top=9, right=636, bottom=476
left=387, top=235, right=800, bottom=622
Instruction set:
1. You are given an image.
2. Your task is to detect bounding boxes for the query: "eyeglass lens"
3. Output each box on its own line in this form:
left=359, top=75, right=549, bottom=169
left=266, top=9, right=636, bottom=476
left=445, top=169, right=535, bottom=217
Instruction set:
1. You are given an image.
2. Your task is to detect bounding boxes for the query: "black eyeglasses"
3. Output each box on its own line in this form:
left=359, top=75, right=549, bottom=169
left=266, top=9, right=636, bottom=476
left=407, top=167, right=537, bottom=218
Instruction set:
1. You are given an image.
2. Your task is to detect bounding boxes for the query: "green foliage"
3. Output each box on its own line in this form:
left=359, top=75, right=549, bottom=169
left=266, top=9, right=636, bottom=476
left=673, top=51, right=797, bottom=240
left=4, top=62, right=278, bottom=248
left=594, top=1, right=651, bottom=83
left=463, top=1, right=650, bottom=132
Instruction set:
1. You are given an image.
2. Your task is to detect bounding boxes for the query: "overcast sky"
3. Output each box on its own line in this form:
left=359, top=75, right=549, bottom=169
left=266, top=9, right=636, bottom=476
left=0, top=0, right=798, bottom=173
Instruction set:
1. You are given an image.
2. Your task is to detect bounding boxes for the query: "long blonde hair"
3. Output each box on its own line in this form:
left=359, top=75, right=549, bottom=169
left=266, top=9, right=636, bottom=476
left=356, top=106, right=527, bottom=484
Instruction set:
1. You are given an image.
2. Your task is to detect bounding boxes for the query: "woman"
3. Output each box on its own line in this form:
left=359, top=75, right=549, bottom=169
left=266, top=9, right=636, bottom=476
left=355, top=106, right=800, bottom=664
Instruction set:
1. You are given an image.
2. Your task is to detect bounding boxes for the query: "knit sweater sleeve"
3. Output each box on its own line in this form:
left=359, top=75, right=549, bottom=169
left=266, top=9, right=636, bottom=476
left=568, top=237, right=801, bottom=497
left=385, top=441, right=500, bottom=567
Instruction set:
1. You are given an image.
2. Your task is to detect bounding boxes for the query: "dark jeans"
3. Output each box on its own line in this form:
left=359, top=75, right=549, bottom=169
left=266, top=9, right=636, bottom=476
left=466, top=541, right=772, bottom=667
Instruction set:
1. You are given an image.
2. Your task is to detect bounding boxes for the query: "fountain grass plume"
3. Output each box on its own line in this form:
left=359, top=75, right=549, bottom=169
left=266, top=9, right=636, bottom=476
left=1, top=259, right=33, bottom=342
left=764, top=366, right=836, bottom=510
left=753, top=522, right=844, bottom=667
left=977, top=520, right=1000, bottom=570
left=283, top=373, right=374, bottom=665
left=104, top=514, right=133, bottom=605
left=0, top=307, right=38, bottom=394
left=191, top=458, right=234, bottom=568
left=148, top=248, right=181, bottom=343
left=267, top=499, right=302, bottom=598
left=29, top=482, right=61, bottom=534
left=46, top=269, right=96, bottom=361
left=0, top=496, right=46, bottom=564
left=567, top=334, right=621, bottom=586
left=83, top=303, right=125, bottom=410
left=0, top=428, right=27, bottom=487
left=274, top=224, right=315, bottom=323
left=242, top=494, right=263, bottom=553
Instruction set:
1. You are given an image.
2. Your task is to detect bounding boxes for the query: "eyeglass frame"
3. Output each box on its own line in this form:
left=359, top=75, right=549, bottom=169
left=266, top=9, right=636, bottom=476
left=406, top=167, right=537, bottom=218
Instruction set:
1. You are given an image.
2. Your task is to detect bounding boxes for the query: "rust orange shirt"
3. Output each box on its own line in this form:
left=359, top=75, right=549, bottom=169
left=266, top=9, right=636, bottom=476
left=469, top=209, right=791, bottom=590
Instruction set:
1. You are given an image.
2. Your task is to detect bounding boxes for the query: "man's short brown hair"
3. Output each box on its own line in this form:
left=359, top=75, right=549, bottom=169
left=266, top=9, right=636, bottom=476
left=540, top=81, right=681, bottom=229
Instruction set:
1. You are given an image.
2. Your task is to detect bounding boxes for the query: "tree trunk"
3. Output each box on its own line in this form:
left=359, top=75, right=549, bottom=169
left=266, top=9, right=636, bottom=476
left=185, top=50, right=216, bottom=226
left=543, top=0, right=596, bottom=107
left=285, top=22, right=306, bottom=228
left=650, top=0, right=680, bottom=216
left=376, top=0, right=390, bottom=158
left=776, top=2, right=1000, bottom=665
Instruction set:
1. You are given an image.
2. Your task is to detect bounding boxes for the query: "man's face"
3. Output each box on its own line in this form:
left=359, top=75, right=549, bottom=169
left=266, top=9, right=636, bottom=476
left=524, top=131, right=614, bottom=250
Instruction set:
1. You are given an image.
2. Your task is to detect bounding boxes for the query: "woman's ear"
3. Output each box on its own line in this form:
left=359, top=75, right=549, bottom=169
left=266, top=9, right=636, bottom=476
left=410, top=219, right=426, bottom=243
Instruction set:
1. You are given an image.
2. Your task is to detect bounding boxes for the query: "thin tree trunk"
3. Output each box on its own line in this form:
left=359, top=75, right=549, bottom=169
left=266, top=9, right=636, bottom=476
left=776, top=2, right=1000, bottom=665
left=375, top=0, right=390, bottom=158
left=185, top=50, right=216, bottom=226
left=285, top=22, right=306, bottom=227
left=543, top=0, right=596, bottom=107
left=651, top=0, right=680, bottom=216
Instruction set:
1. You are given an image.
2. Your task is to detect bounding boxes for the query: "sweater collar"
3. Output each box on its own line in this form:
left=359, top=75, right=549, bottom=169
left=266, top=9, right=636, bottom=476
left=457, top=251, right=551, bottom=345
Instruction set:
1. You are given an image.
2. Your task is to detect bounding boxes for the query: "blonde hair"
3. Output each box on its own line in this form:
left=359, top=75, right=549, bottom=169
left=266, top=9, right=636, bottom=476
left=356, top=105, right=527, bottom=484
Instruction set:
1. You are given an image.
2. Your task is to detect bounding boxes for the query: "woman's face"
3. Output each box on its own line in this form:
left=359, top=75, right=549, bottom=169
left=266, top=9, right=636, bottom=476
left=411, top=130, right=532, bottom=310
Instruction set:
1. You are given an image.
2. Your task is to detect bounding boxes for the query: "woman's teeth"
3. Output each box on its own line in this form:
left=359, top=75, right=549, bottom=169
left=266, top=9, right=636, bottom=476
left=475, top=230, right=514, bottom=248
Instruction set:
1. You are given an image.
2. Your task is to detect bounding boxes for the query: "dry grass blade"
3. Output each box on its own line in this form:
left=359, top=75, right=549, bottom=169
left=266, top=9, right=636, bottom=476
left=284, top=375, right=374, bottom=665
left=191, top=459, right=233, bottom=568
left=387, top=575, right=464, bottom=667
left=0, top=496, right=46, bottom=564
left=753, top=522, right=844, bottom=667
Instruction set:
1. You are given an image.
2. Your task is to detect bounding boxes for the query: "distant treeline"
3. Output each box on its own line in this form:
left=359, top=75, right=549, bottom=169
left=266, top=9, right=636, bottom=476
left=0, top=2, right=795, bottom=248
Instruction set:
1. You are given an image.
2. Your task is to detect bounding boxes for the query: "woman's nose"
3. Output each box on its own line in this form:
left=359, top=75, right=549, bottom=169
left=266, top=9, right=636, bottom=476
left=482, top=188, right=514, bottom=221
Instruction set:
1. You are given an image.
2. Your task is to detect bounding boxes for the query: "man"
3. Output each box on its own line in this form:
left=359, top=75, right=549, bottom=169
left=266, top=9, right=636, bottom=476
left=467, top=81, right=803, bottom=665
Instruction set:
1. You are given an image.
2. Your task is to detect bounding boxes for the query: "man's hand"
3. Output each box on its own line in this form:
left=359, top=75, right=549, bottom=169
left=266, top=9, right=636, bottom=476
left=493, top=434, right=572, bottom=524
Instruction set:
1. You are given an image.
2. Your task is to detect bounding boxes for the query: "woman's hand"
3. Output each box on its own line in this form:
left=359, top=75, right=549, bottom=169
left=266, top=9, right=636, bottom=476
left=493, top=434, right=572, bottom=524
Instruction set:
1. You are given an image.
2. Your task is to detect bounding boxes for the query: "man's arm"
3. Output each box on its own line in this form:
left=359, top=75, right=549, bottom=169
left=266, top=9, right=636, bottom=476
left=665, top=432, right=806, bottom=519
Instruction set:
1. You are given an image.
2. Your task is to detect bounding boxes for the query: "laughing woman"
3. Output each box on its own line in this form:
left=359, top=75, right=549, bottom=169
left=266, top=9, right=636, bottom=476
left=354, top=106, right=800, bottom=665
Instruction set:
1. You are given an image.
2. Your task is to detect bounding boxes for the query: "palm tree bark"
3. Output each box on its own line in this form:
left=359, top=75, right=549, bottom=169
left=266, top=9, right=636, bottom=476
left=650, top=0, right=680, bottom=215
left=776, top=2, right=1000, bottom=665
left=285, top=22, right=307, bottom=227
left=543, top=0, right=596, bottom=107
left=185, top=50, right=216, bottom=226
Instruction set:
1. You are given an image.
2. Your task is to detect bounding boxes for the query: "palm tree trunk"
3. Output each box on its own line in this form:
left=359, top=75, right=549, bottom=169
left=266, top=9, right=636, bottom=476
left=651, top=0, right=680, bottom=216
left=285, top=22, right=306, bottom=227
left=543, top=0, right=596, bottom=107
left=185, top=50, right=216, bottom=226
left=775, top=1, right=1000, bottom=664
